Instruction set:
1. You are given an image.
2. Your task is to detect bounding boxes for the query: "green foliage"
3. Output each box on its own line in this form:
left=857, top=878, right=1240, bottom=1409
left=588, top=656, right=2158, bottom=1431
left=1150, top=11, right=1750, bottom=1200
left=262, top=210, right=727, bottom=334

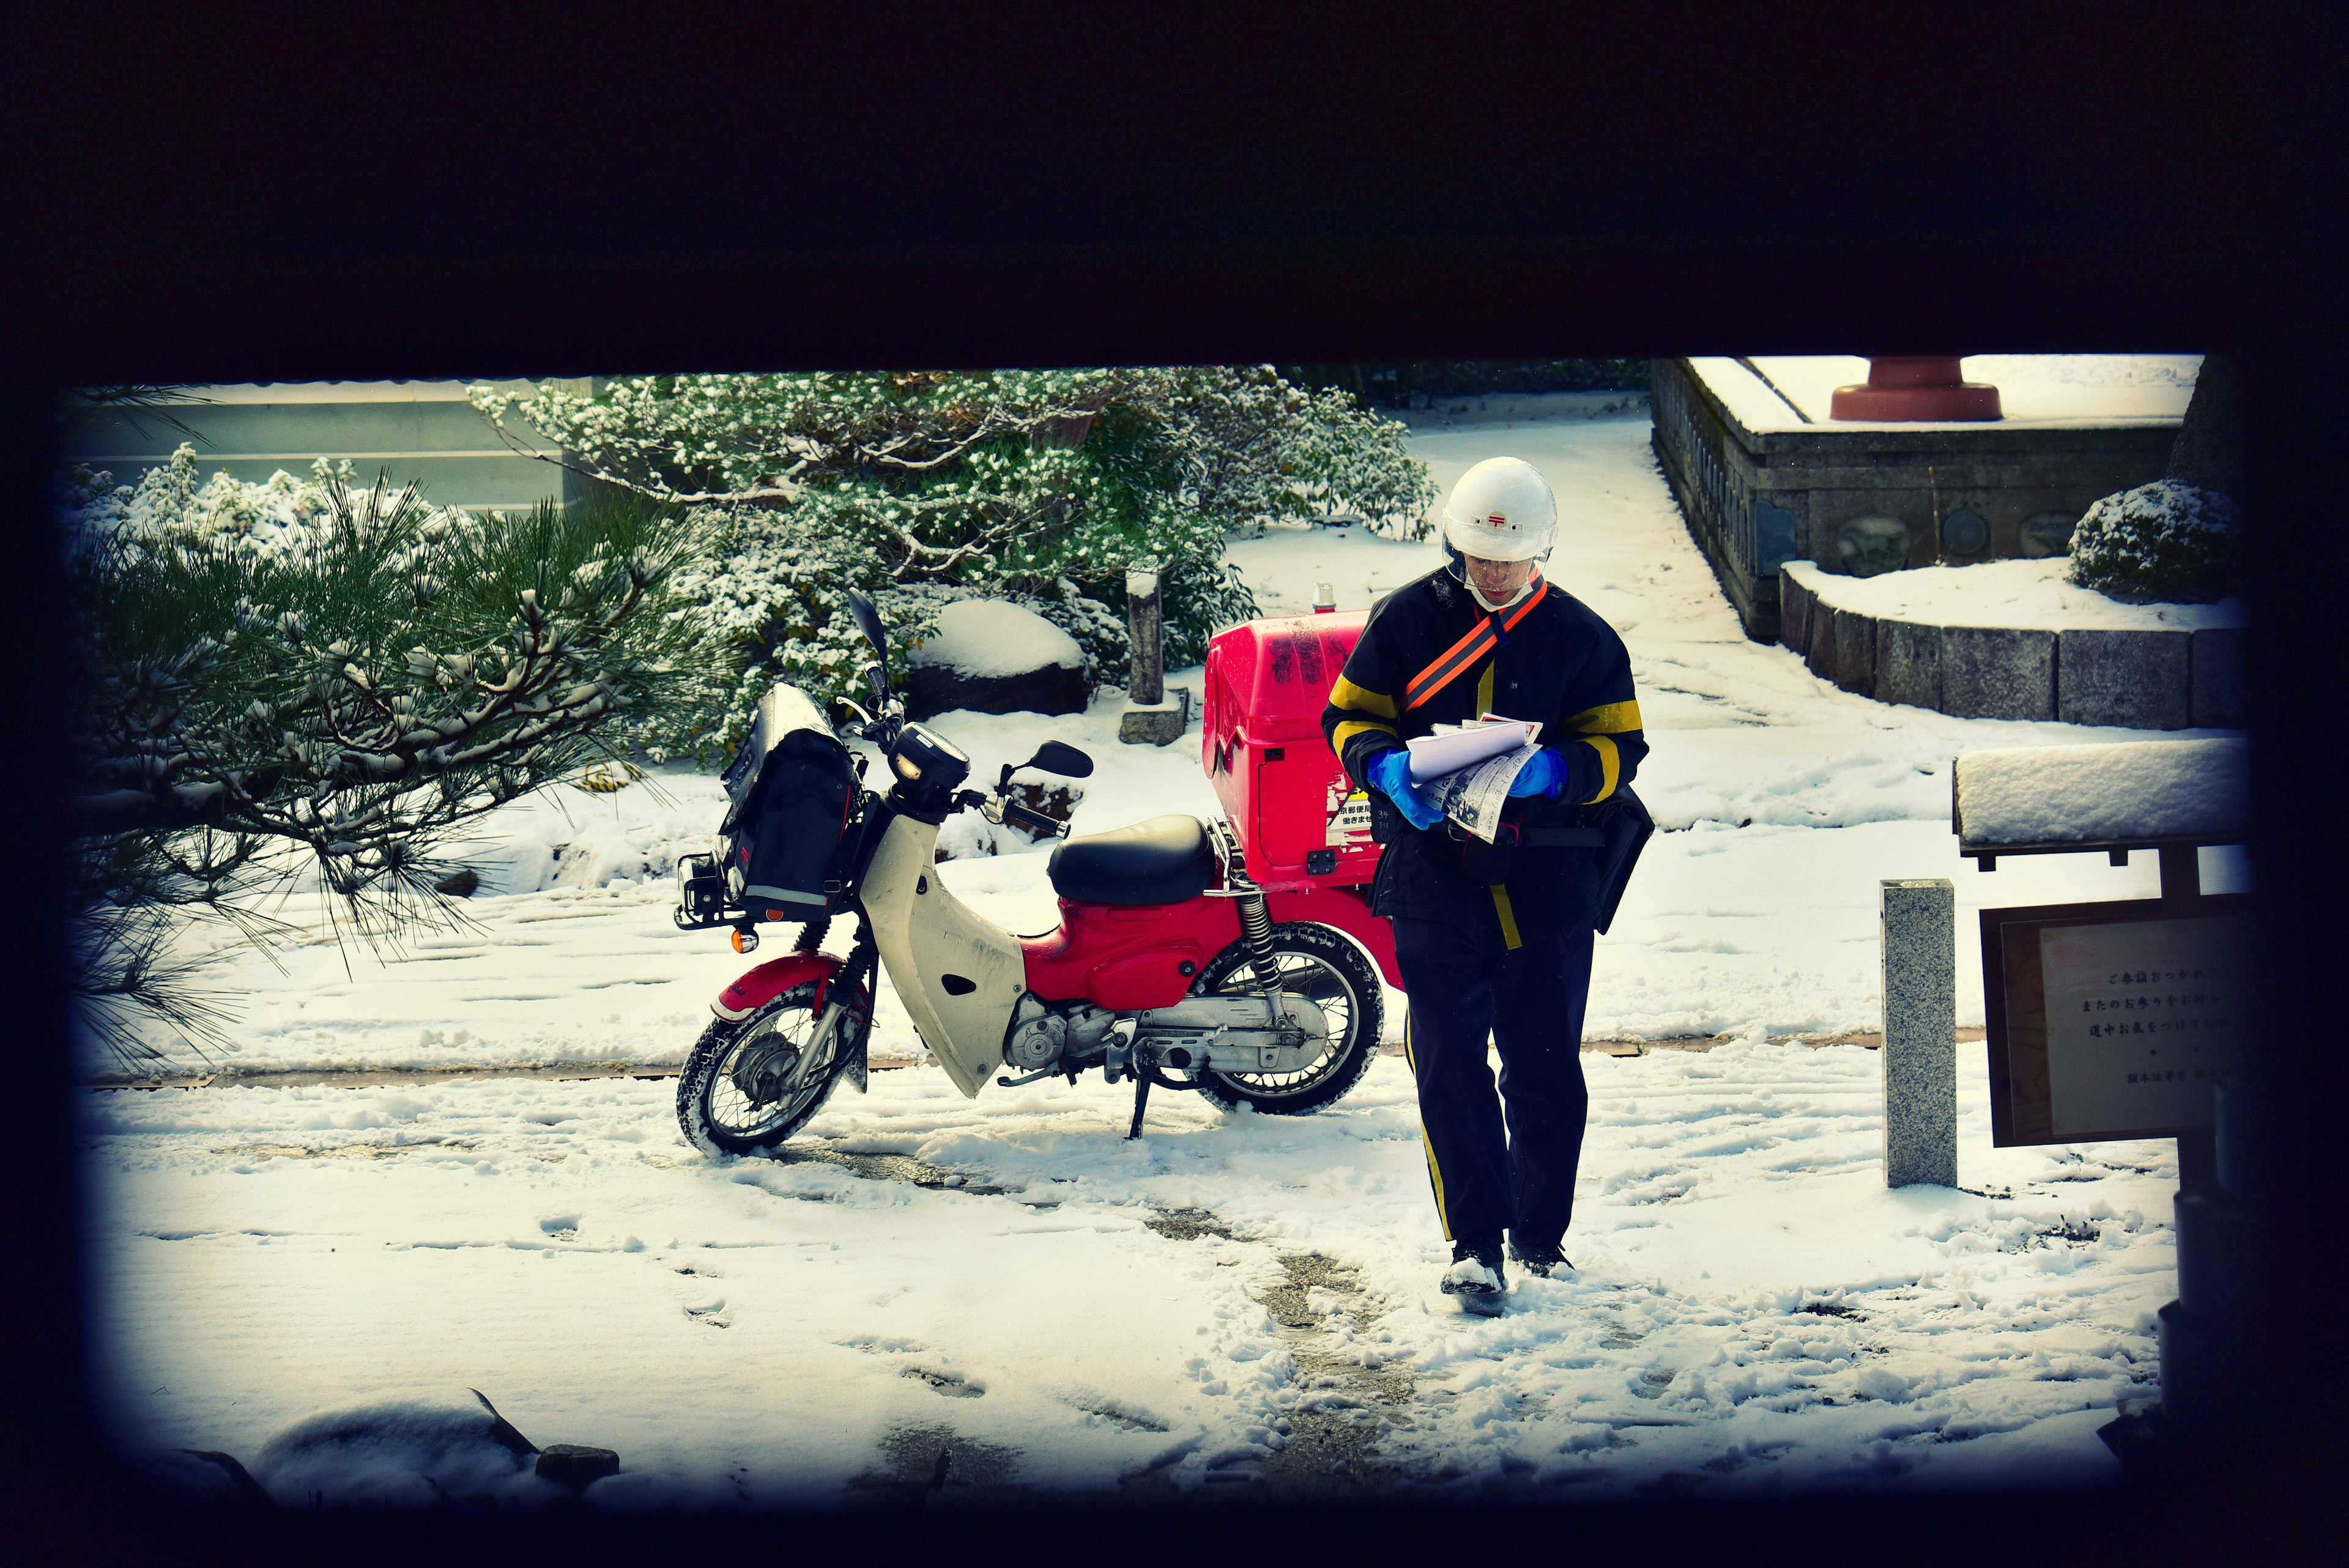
left=63, top=451, right=709, bottom=1065
left=2068, top=480, right=2239, bottom=604
left=474, top=366, right=1434, bottom=760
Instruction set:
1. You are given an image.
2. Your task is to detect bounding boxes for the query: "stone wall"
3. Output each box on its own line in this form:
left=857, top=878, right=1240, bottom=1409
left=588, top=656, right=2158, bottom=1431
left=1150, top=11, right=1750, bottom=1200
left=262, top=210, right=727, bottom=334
left=1650, top=358, right=2178, bottom=647
left=1779, top=570, right=2245, bottom=729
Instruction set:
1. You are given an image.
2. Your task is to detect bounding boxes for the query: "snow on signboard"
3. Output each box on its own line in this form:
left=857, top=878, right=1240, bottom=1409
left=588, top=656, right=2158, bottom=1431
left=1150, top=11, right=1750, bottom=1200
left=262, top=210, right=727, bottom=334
left=1954, top=738, right=2247, bottom=848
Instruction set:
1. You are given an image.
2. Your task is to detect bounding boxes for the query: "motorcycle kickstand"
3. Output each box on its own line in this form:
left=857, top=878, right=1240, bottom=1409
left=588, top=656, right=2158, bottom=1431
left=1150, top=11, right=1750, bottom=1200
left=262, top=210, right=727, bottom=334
left=1126, top=1070, right=1152, bottom=1140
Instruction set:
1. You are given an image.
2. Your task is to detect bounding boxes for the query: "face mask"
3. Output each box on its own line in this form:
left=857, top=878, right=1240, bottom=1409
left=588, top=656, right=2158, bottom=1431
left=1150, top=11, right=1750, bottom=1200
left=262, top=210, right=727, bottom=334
left=1454, top=558, right=1537, bottom=612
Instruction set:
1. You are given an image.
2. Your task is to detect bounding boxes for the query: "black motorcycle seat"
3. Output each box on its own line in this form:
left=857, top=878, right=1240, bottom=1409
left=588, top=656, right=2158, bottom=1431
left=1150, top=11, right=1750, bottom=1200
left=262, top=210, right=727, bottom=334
left=1047, top=814, right=1219, bottom=905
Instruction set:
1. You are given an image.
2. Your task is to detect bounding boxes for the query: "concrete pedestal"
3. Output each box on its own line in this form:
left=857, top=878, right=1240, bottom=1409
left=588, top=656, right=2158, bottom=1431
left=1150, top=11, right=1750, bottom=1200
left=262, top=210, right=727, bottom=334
left=1880, top=879, right=1957, bottom=1188
left=1119, top=686, right=1193, bottom=746
left=1830, top=357, right=2003, bottom=422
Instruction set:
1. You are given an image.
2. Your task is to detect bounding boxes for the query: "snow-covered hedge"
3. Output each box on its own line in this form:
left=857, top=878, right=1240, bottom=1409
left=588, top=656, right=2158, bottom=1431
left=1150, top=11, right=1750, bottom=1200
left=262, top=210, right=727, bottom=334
left=2068, top=478, right=2238, bottom=604
left=62, top=445, right=472, bottom=554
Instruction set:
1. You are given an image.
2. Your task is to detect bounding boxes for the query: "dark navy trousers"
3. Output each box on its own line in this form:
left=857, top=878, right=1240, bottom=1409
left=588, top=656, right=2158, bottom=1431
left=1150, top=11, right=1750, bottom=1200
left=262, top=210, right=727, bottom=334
left=1393, top=916, right=1593, bottom=1250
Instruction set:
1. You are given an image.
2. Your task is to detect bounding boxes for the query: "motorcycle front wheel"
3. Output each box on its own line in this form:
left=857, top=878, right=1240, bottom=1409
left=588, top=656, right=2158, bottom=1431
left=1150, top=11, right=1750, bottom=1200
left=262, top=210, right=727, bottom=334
left=1187, top=922, right=1383, bottom=1115
left=675, top=979, right=863, bottom=1157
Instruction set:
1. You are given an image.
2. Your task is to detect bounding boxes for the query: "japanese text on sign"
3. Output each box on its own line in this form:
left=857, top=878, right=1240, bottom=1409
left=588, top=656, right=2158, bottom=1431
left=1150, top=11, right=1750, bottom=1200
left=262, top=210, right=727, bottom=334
left=2038, top=916, right=2247, bottom=1137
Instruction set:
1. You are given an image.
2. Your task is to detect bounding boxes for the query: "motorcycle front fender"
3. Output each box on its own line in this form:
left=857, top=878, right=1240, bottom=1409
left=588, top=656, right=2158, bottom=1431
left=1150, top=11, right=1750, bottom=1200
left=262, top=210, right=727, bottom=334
left=712, top=951, right=844, bottom=1022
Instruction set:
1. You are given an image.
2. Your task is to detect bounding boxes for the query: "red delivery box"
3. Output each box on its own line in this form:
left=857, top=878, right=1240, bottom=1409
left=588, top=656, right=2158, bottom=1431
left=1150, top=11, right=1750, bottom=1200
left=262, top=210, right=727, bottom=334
left=1202, top=609, right=1379, bottom=892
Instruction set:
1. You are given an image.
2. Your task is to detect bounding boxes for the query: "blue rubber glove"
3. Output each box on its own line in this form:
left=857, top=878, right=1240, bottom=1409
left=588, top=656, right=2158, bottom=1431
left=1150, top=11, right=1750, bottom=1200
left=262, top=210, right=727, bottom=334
left=1366, top=746, right=1445, bottom=830
left=1507, top=747, right=1568, bottom=799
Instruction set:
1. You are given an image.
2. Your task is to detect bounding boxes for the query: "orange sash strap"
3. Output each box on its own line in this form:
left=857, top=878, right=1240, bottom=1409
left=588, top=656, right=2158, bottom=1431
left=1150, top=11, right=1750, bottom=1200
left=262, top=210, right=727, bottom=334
left=1401, top=575, right=1549, bottom=711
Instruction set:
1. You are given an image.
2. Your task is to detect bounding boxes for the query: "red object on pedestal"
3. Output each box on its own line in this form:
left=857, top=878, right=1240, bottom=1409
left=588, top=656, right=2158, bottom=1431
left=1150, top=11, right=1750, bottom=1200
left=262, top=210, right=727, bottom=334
left=1829, top=357, right=2002, bottom=421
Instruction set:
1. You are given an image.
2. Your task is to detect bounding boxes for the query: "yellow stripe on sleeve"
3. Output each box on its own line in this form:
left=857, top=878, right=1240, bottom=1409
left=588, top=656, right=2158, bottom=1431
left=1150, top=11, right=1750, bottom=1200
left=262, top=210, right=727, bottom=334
left=1332, top=718, right=1400, bottom=752
left=1329, top=674, right=1397, bottom=719
left=1568, top=699, right=1644, bottom=734
left=1581, top=735, right=1620, bottom=802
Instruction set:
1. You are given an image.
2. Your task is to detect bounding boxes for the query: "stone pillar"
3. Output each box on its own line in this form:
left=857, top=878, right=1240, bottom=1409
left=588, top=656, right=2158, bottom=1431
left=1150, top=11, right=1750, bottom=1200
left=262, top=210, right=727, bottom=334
left=1880, top=878, right=1958, bottom=1188
left=1118, top=567, right=1187, bottom=745
left=1126, top=568, right=1163, bottom=705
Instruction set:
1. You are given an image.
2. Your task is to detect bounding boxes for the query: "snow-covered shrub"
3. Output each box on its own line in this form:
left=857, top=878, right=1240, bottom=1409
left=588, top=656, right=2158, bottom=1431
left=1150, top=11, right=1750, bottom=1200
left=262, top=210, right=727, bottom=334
left=62, top=445, right=473, bottom=555
left=472, top=368, right=1435, bottom=760
left=2068, top=479, right=2238, bottom=603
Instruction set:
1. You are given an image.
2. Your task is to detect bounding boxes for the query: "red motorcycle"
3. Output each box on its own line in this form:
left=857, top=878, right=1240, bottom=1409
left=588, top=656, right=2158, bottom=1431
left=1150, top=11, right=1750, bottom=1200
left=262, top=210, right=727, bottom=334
left=671, top=592, right=1401, bottom=1154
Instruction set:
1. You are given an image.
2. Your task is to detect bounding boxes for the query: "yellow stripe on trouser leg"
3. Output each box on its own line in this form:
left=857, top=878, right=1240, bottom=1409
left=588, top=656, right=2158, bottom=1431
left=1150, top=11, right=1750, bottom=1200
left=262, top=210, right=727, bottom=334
left=1405, top=1014, right=1453, bottom=1241
left=1580, top=734, right=1620, bottom=802
left=1490, top=885, right=1523, bottom=949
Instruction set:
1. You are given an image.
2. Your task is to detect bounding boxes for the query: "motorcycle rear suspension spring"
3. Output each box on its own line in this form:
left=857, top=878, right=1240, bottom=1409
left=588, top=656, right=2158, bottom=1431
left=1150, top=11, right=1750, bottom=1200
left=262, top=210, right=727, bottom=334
left=1218, top=821, right=1281, bottom=987
left=1239, top=891, right=1276, bottom=964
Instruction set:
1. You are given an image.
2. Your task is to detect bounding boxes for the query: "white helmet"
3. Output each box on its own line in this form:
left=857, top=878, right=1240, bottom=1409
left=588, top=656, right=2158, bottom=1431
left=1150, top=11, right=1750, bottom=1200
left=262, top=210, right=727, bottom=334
left=1441, top=456, right=1558, bottom=562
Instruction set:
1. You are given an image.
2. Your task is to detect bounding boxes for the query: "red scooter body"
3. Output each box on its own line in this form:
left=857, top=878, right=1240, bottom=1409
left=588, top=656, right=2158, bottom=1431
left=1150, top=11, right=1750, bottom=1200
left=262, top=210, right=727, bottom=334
left=1020, top=880, right=1400, bottom=1008
left=1020, top=896, right=1239, bottom=1009
left=713, top=604, right=1403, bottom=1024
left=718, top=878, right=1403, bottom=1022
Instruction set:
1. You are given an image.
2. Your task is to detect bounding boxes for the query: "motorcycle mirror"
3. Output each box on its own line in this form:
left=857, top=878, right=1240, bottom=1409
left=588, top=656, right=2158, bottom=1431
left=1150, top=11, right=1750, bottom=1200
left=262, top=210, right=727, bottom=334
left=844, top=589, right=891, bottom=695
left=844, top=588, right=888, bottom=653
left=1026, top=740, right=1094, bottom=779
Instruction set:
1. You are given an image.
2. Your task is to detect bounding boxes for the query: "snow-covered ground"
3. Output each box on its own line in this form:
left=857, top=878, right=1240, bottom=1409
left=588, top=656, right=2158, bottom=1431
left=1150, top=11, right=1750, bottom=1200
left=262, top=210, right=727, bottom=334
left=1783, top=557, right=2243, bottom=632
left=84, top=406, right=2243, bottom=1503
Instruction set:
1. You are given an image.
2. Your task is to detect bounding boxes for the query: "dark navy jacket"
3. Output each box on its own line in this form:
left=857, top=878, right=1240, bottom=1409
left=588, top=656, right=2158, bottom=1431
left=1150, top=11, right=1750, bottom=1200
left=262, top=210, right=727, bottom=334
left=1319, top=564, right=1647, bottom=947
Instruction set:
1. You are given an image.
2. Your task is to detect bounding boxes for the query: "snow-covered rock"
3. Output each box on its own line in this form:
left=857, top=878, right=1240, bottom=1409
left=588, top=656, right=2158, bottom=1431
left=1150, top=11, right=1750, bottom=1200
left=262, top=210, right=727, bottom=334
left=905, top=599, right=1090, bottom=719
left=248, top=1388, right=561, bottom=1507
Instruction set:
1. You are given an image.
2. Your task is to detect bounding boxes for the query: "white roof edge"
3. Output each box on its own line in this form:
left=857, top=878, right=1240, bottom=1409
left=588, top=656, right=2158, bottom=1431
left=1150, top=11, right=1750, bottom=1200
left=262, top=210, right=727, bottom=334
left=1683, top=357, right=1808, bottom=434
left=174, top=380, right=560, bottom=404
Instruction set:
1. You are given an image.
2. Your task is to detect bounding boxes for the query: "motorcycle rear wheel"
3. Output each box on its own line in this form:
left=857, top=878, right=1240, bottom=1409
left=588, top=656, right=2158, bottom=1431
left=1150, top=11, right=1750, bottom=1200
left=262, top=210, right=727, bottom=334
left=1187, top=922, right=1382, bottom=1115
left=676, top=980, right=860, bottom=1157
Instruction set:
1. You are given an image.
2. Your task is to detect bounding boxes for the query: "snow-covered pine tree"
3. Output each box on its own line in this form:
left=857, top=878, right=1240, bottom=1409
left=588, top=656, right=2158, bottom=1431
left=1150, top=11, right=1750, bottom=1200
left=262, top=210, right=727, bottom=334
left=63, top=450, right=711, bottom=1067
left=472, top=366, right=1436, bottom=760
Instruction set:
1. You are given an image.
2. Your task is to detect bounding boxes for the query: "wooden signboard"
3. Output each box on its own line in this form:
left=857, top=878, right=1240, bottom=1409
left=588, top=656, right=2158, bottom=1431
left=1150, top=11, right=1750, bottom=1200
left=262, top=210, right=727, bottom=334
left=1982, top=894, right=2251, bottom=1147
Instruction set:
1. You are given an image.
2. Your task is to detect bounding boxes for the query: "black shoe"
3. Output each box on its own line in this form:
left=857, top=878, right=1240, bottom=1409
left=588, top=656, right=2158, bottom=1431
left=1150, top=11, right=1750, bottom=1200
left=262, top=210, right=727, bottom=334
left=1440, top=1238, right=1507, bottom=1316
left=1507, top=1236, right=1572, bottom=1277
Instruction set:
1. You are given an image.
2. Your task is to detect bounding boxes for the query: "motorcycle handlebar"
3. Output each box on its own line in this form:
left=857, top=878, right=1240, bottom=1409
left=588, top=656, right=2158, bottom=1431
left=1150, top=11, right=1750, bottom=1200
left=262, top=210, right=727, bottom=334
left=1001, top=799, right=1067, bottom=839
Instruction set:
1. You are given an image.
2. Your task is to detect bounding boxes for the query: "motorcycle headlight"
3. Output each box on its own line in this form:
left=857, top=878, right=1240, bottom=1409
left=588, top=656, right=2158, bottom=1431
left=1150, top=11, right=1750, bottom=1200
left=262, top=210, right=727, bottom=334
left=888, top=723, right=970, bottom=792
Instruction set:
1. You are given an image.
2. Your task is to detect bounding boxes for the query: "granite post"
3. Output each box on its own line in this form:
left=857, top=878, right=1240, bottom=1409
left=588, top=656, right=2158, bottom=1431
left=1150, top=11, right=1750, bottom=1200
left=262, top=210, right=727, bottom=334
left=1125, top=568, right=1163, bottom=705
left=1119, top=567, right=1187, bottom=745
left=1880, top=878, right=1958, bottom=1188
